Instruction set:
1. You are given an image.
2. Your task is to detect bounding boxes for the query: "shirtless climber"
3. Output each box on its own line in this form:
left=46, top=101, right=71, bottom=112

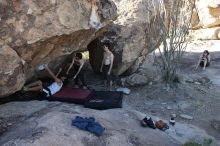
left=100, top=43, right=114, bottom=90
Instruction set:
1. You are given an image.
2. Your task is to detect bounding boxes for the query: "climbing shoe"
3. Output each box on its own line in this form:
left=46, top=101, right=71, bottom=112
left=141, top=117, right=156, bottom=129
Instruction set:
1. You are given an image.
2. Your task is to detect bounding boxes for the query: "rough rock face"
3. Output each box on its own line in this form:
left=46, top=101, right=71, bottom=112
left=190, top=27, right=220, bottom=40
left=0, top=42, right=25, bottom=96
left=193, top=0, right=220, bottom=28
left=0, top=0, right=117, bottom=96
left=0, top=101, right=218, bottom=146
left=88, top=0, right=163, bottom=75
left=190, top=0, right=220, bottom=40
left=125, top=53, right=158, bottom=86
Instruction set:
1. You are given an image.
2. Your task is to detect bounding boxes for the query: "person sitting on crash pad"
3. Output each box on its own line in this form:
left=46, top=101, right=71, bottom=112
left=23, top=65, right=63, bottom=97
left=100, top=43, right=114, bottom=90
left=66, top=52, right=88, bottom=89
left=195, top=50, right=211, bottom=70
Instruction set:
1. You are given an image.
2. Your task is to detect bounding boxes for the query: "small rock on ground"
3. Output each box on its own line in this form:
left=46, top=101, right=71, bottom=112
left=180, top=114, right=193, bottom=120
left=171, top=114, right=177, bottom=118
left=167, top=106, right=172, bottom=110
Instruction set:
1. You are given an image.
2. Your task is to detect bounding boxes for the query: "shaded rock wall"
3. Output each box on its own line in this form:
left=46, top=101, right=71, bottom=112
left=89, top=0, right=163, bottom=75
left=0, top=0, right=117, bottom=96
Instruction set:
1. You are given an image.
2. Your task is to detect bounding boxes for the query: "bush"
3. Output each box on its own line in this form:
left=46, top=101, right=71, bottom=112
left=153, top=0, right=194, bottom=82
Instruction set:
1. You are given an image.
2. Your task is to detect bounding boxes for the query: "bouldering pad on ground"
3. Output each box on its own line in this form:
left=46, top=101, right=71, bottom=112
left=48, top=87, right=94, bottom=104
left=85, top=91, right=123, bottom=110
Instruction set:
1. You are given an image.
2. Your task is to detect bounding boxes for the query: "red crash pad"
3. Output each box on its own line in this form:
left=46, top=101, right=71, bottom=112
left=48, top=87, right=94, bottom=104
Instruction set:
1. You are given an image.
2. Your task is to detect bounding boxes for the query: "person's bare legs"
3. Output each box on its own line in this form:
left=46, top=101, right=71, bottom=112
left=203, top=59, right=207, bottom=70
left=24, top=80, right=43, bottom=91
left=103, top=80, right=107, bottom=90
left=109, top=81, right=113, bottom=91
left=26, top=85, right=43, bottom=91
left=25, top=80, right=42, bottom=88
left=121, top=78, right=125, bottom=87
left=195, top=58, right=202, bottom=70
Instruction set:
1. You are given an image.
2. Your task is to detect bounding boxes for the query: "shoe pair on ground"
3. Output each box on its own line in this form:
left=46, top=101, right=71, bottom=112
left=141, top=116, right=156, bottom=129
left=141, top=116, right=169, bottom=131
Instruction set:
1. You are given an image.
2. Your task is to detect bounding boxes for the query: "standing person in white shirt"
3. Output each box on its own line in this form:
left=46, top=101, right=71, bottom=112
left=23, top=65, right=63, bottom=97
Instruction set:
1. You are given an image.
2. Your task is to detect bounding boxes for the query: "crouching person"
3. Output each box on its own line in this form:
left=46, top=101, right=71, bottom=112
left=23, top=65, right=63, bottom=97
left=67, top=52, right=88, bottom=89
left=195, top=50, right=211, bottom=70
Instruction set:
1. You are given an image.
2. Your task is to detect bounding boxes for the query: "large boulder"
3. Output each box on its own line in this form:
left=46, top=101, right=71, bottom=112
left=0, top=0, right=117, bottom=96
left=125, top=53, right=159, bottom=86
left=191, top=8, right=200, bottom=28
left=190, top=0, right=220, bottom=40
left=0, top=41, right=25, bottom=97
left=195, top=0, right=220, bottom=28
left=88, top=0, right=163, bottom=75
left=190, top=27, right=220, bottom=40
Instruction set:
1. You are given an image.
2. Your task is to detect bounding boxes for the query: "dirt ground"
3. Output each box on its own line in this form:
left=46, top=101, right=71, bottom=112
left=0, top=40, right=219, bottom=146
left=75, top=40, right=220, bottom=145
left=125, top=41, right=220, bottom=143
left=88, top=40, right=220, bottom=144
left=124, top=40, right=220, bottom=141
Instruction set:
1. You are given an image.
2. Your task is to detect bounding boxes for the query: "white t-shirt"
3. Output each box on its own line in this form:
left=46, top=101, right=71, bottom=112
left=43, top=82, right=63, bottom=97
